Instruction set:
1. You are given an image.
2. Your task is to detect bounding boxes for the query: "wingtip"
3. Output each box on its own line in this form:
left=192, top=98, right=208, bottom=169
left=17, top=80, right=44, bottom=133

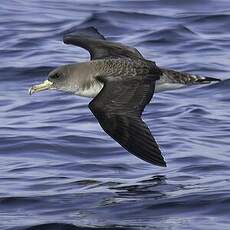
left=63, top=26, right=105, bottom=44
left=63, top=34, right=71, bottom=44
left=63, top=34, right=81, bottom=44
left=156, top=151, right=167, bottom=167
left=156, top=159, right=167, bottom=167
left=147, top=155, right=167, bottom=167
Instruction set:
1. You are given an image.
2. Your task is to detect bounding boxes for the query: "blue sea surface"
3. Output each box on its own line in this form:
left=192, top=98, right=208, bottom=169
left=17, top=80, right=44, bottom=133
left=1, top=0, right=230, bottom=229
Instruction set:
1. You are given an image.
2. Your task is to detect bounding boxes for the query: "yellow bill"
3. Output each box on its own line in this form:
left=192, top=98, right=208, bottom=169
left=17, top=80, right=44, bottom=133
left=29, top=80, right=53, bottom=95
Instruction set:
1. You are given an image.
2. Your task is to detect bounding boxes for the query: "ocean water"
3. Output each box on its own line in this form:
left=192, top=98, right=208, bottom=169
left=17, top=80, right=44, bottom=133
left=1, top=0, right=230, bottom=229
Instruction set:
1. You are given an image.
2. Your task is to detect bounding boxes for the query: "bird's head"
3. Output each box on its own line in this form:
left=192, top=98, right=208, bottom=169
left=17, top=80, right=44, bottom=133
left=29, top=65, right=80, bottom=95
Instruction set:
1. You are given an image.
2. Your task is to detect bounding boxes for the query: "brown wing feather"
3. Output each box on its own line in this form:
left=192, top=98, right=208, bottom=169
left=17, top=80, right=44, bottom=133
left=63, top=27, right=144, bottom=60
left=89, top=77, right=166, bottom=167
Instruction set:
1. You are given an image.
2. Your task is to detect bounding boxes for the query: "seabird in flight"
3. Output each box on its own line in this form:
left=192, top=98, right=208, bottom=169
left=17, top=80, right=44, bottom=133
left=29, top=27, right=220, bottom=167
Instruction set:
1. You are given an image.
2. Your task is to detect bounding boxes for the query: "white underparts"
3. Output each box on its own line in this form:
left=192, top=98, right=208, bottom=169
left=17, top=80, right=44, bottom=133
left=74, top=81, right=104, bottom=98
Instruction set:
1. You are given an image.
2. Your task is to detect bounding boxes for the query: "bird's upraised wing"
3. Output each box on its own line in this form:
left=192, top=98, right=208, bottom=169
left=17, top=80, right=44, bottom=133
left=63, top=27, right=144, bottom=60
left=88, top=76, right=166, bottom=167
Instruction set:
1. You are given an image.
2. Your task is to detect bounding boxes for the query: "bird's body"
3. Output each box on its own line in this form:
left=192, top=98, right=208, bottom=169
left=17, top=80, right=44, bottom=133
left=50, top=59, right=219, bottom=98
left=29, top=27, right=220, bottom=167
left=49, top=57, right=159, bottom=97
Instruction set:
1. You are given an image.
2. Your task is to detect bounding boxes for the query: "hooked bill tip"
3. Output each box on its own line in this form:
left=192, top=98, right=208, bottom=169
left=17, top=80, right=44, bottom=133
left=28, top=80, right=53, bottom=96
left=28, top=87, right=34, bottom=95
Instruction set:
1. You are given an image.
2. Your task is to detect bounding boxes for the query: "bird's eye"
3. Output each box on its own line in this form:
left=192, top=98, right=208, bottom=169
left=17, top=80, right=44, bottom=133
left=51, top=73, right=61, bottom=79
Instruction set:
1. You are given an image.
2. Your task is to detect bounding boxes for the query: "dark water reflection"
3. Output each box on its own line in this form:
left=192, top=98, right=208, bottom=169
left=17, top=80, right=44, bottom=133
left=1, top=0, right=230, bottom=229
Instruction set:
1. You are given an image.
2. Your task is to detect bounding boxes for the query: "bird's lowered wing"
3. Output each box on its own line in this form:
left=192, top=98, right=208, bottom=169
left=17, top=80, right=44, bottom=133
left=88, top=76, right=166, bottom=167
left=63, top=27, right=144, bottom=60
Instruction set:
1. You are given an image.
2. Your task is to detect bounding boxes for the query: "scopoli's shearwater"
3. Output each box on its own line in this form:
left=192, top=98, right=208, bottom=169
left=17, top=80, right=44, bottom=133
left=29, top=27, right=220, bottom=167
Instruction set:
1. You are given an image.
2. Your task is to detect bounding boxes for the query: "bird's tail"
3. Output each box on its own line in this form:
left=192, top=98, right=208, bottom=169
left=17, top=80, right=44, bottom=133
left=191, top=75, right=221, bottom=84
left=160, top=68, right=221, bottom=85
